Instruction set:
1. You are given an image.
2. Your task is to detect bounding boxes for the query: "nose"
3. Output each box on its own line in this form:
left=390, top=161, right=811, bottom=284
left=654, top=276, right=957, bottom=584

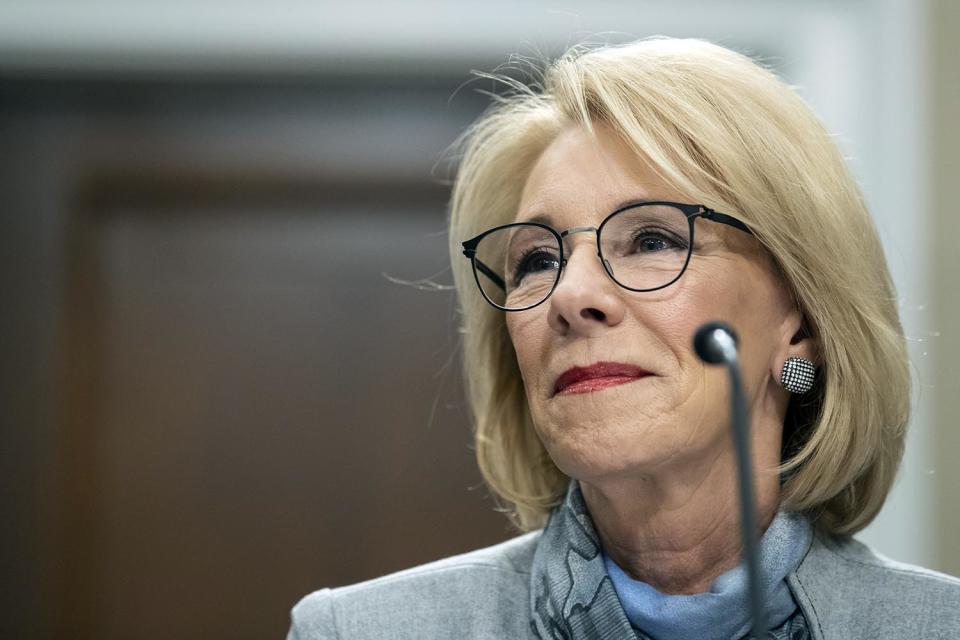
left=547, top=236, right=626, bottom=336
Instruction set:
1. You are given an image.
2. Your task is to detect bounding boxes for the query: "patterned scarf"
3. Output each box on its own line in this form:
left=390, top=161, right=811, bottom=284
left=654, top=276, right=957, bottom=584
left=529, top=480, right=812, bottom=640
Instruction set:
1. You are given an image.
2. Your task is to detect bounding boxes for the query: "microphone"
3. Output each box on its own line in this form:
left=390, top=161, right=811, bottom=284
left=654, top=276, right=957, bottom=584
left=693, top=321, right=739, bottom=365
left=693, top=322, right=769, bottom=639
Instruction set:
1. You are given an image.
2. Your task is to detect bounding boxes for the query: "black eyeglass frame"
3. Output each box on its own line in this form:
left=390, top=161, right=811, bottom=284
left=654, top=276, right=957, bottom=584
left=461, top=201, right=753, bottom=312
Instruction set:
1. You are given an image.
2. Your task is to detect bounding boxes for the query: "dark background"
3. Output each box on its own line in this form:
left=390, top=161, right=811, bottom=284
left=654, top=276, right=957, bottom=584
left=0, top=73, right=513, bottom=639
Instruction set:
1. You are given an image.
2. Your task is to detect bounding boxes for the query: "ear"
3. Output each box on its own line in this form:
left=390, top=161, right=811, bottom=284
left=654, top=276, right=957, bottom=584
left=771, top=305, right=820, bottom=382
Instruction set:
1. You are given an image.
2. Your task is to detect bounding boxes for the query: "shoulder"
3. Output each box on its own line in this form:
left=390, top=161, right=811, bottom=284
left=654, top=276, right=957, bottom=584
left=791, top=528, right=960, bottom=638
left=287, top=531, right=541, bottom=640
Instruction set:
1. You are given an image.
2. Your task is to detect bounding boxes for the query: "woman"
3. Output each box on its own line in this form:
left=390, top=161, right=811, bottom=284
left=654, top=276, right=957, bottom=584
left=287, top=37, right=960, bottom=639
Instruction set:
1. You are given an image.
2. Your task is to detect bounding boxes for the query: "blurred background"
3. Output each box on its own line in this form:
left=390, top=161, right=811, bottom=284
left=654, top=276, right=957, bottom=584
left=0, top=1, right=957, bottom=638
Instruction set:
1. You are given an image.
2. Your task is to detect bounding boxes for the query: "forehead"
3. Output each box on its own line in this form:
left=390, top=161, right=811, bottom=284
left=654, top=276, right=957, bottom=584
left=515, top=123, right=686, bottom=224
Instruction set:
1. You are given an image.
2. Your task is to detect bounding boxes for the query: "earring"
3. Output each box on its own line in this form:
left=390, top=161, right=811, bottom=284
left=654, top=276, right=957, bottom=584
left=780, top=356, right=816, bottom=394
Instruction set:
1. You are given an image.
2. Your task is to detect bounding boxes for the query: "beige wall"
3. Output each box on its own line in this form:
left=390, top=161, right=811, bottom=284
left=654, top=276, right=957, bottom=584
left=932, top=0, right=960, bottom=576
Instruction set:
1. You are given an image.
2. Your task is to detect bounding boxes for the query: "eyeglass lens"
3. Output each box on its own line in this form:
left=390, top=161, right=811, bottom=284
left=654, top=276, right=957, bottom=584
left=473, top=204, right=692, bottom=310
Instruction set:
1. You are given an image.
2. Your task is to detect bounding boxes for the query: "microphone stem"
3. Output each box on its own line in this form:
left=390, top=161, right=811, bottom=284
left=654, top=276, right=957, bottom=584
left=728, top=357, right=769, bottom=639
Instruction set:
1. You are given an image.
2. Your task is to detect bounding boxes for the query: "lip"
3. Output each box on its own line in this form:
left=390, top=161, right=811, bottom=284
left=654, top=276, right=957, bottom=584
left=553, top=361, right=653, bottom=397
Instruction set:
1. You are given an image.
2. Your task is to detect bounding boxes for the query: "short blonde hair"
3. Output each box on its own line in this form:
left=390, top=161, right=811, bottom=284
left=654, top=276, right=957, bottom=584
left=446, top=37, right=910, bottom=536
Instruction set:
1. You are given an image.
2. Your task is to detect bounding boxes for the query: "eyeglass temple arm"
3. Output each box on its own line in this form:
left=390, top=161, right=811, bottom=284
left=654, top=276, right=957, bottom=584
left=475, top=259, right=506, bottom=291
left=701, top=208, right=754, bottom=236
left=463, top=247, right=507, bottom=292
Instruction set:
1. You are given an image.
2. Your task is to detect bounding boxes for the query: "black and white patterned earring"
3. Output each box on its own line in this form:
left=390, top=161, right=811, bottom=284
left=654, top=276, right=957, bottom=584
left=780, top=356, right=816, bottom=394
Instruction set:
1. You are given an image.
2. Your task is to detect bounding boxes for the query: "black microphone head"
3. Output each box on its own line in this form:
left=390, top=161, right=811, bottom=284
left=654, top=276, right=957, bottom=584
left=693, top=321, right=739, bottom=364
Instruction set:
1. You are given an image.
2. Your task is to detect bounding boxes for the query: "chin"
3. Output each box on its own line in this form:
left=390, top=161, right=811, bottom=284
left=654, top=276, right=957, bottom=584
left=538, top=423, right=680, bottom=482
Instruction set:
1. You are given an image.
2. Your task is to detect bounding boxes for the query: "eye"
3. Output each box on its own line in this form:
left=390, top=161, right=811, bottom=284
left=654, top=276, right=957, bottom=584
left=512, top=247, right=561, bottom=286
left=631, top=229, right=686, bottom=253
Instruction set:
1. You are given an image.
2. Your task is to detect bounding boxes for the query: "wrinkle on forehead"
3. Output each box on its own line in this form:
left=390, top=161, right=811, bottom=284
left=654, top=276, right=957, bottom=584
left=515, top=123, right=688, bottom=226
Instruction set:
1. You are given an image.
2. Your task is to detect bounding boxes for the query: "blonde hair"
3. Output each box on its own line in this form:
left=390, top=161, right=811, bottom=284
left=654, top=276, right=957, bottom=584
left=446, top=37, right=910, bottom=535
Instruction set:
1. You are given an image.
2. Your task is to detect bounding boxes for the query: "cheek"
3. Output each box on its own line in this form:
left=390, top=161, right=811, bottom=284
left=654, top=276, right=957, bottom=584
left=505, top=311, right=546, bottom=388
left=629, top=278, right=714, bottom=373
left=662, top=261, right=758, bottom=350
left=675, top=259, right=788, bottom=402
left=624, top=276, right=738, bottom=420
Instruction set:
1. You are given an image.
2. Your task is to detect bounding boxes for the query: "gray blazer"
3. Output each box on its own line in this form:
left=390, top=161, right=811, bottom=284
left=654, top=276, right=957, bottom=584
left=287, top=529, right=960, bottom=639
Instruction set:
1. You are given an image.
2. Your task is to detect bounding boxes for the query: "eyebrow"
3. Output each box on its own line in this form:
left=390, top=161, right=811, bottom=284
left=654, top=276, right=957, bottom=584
left=516, top=197, right=667, bottom=226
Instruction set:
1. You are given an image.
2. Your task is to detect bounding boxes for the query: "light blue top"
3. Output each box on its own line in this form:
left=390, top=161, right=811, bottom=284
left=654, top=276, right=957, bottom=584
left=603, top=510, right=813, bottom=640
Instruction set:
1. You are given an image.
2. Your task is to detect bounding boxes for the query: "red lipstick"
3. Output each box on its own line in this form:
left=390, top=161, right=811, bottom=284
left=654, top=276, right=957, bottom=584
left=553, top=362, right=651, bottom=396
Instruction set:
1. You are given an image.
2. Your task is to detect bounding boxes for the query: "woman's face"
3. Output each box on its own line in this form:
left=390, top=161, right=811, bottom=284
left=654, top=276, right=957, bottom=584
left=505, top=124, right=801, bottom=483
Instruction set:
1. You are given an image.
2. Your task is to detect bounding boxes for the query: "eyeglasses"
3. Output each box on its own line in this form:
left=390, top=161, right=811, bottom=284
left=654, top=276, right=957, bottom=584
left=461, top=201, right=753, bottom=312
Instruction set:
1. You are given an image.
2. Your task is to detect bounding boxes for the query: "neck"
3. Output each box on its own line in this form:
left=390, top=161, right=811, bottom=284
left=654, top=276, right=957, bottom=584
left=580, top=448, right=781, bottom=595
